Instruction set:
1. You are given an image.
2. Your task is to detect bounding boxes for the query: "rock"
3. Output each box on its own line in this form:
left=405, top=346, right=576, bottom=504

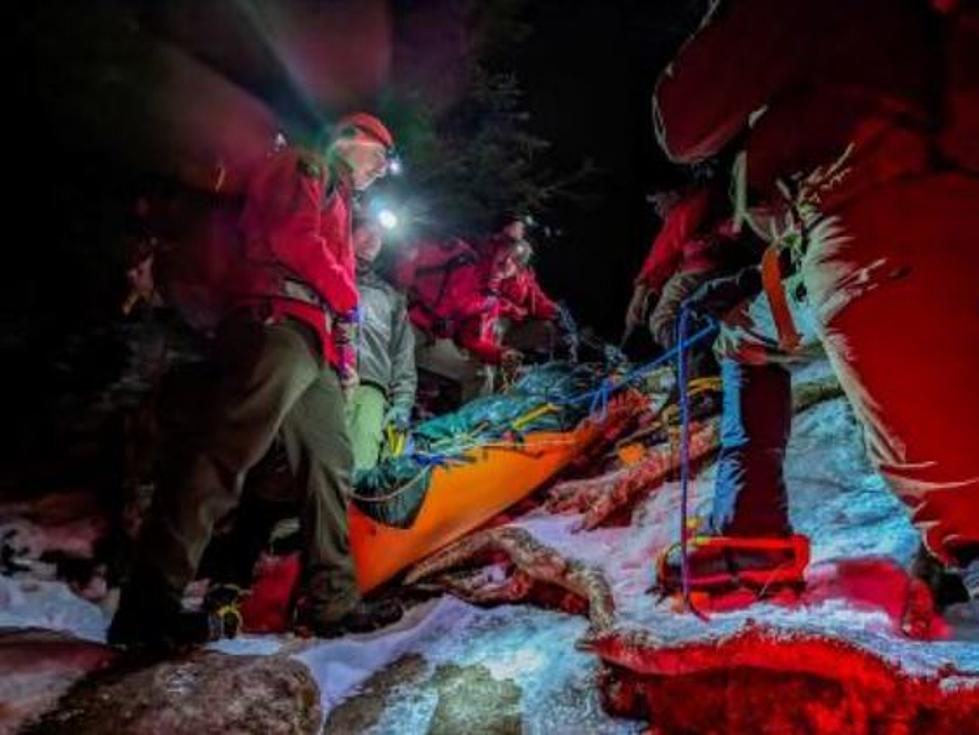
left=427, top=663, right=522, bottom=735
left=593, top=624, right=979, bottom=735
left=322, top=658, right=523, bottom=735
left=27, top=650, right=322, bottom=735
left=323, top=654, right=429, bottom=734
left=0, top=628, right=117, bottom=734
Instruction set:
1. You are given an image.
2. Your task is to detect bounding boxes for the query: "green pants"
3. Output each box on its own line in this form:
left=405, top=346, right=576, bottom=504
left=347, top=383, right=387, bottom=471
left=132, top=316, right=358, bottom=619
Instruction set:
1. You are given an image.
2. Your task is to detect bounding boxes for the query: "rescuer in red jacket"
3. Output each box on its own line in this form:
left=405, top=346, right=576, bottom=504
left=625, top=180, right=748, bottom=382
left=110, top=112, right=404, bottom=647
left=395, top=233, right=520, bottom=403
left=626, top=189, right=710, bottom=334
left=394, top=238, right=500, bottom=358
left=488, top=239, right=562, bottom=358
left=654, top=0, right=979, bottom=600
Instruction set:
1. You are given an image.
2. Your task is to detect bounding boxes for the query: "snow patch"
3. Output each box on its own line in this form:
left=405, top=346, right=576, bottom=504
left=0, top=576, right=107, bottom=642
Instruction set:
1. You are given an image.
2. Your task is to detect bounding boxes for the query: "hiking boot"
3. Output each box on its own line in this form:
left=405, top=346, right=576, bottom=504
left=655, top=533, right=810, bottom=595
left=202, top=583, right=248, bottom=639
left=109, top=589, right=224, bottom=651
left=295, top=596, right=404, bottom=638
left=909, top=543, right=969, bottom=609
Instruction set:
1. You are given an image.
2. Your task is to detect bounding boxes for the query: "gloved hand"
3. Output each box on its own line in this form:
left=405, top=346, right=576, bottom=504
left=383, top=406, right=411, bottom=433
left=501, top=348, right=524, bottom=369
left=684, top=266, right=762, bottom=320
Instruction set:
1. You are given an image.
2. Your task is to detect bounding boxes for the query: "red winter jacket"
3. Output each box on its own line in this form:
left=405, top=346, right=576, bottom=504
left=635, top=188, right=731, bottom=292
left=454, top=300, right=506, bottom=364
left=394, top=238, right=505, bottom=363
left=492, top=266, right=559, bottom=322
left=237, top=148, right=358, bottom=372
left=654, top=0, right=935, bottom=205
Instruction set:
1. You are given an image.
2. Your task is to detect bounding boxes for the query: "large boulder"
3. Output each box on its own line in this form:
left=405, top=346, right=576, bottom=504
left=0, top=628, right=116, bottom=734
left=27, top=649, right=321, bottom=735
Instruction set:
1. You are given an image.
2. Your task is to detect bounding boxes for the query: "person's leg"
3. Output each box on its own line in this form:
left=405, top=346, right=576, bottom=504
left=656, top=277, right=819, bottom=592
left=803, top=173, right=979, bottom=566
left=711, top=359, right=793, bottom=536
left=346, top=383, right=388, bottom=471
left=278, top=365, right=359, bottom=621
left=282, top=369, right=403, bottom=633
left=708, top=274, right=822, bottom=536
left=111, top=318, right=321, bottom=644
left=200, top=441, right=296, bottom=589
left=197, top=496, right=282, bottom=588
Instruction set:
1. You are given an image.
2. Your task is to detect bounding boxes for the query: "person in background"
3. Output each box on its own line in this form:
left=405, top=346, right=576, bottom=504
left=625, top=175, right=753, bottom=381
left=394, top=235, right=519, bottom=404
left=349, top=219, right=416, bottom=470
left=489, top=239, right=562, bottom=359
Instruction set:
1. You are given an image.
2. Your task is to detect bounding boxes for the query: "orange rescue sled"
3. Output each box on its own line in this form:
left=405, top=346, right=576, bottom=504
left=350, top=392, right=639, bottom=592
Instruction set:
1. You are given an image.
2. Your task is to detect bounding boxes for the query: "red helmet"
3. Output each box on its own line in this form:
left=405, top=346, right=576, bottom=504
left=334, top=112, right=394, bottom=149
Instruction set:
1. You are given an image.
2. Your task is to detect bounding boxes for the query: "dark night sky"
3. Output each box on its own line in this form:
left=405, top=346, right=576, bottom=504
left=2, top=0, right=706, bottom=483
left=511, top=1, right=707, bottom=340
left=7, top=0, right=706, bottom=332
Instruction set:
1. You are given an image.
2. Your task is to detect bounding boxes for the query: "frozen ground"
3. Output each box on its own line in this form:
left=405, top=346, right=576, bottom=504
left=2, top=359, right=977, bottom=732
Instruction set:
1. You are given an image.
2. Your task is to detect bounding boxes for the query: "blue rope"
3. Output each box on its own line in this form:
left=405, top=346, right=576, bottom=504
left=412, top=452, right=452, bottom=467
left=676, top=306, right=693, bottom=612
left=403, top=320, right=717, bottom=466
left=675, top=306, right=715, bottom=620
left=588, top=377, right=612, bottom=422
left=567, top=321, right=717, bottom=412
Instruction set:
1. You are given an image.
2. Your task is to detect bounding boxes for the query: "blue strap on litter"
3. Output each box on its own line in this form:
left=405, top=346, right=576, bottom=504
left=567, top=321, right=718, bottom=414
left=412, top=452, right=452, bottom=467
left=676, top=306, right=693, bottom=611
left=588, top=377, right=613, bottom=422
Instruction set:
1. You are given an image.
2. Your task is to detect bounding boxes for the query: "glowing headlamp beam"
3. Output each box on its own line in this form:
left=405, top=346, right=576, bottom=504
left=378, top=208, right=399, bottom=230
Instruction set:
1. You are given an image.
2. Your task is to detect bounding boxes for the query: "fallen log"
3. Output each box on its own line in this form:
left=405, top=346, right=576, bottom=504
left=546, top=376, right=843, bottom=530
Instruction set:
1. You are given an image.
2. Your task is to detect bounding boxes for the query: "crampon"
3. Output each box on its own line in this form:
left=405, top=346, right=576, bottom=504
left=653, top=533, right=811, bottom=613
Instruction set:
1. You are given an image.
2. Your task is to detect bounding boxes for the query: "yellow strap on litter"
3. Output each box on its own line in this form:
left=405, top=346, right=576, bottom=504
left=511, top=403, right=558, bottom=431
left=687, top=376, right=722, bottom=394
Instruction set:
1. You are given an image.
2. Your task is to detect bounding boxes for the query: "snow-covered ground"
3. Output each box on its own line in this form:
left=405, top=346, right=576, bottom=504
left=3, top=359, right=978, bottom=732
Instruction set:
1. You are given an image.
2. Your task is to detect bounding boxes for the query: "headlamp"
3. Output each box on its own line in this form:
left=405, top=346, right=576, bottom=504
left=386, top=149, right=403, bottom=176
left=378, top=208, right=399, bottom=231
